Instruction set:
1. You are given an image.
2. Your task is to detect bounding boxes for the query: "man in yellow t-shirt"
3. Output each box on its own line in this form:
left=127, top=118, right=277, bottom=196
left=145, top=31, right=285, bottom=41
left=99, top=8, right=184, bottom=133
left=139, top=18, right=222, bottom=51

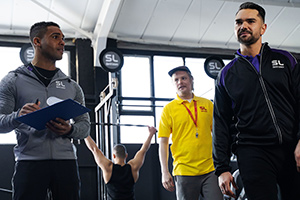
left=158, top=66, right=223, bottom=200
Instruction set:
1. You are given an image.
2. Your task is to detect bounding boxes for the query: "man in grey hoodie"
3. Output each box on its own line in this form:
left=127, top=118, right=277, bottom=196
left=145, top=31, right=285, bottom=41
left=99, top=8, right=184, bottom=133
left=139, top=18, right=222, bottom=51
left=0, top=21, right=90, bottom=200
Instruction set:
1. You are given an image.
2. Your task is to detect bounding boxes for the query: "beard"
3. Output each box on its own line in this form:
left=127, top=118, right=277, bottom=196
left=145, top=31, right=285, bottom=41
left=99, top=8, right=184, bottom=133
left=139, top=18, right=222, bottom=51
left=237, top=29, right=260, bottom=45
left=40, top=45, right=63, bottom=61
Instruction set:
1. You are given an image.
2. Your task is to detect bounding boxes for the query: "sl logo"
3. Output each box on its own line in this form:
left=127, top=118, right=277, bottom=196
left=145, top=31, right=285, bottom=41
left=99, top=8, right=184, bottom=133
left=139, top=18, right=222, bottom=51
left=56, top=81, right=66, bottom=89
left=271, top=60, right=284, bottom=68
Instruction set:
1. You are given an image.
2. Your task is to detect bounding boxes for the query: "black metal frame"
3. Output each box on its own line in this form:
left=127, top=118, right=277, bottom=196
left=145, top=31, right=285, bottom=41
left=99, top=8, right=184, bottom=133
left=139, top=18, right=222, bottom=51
left=114, top=48, right=235, bottom=146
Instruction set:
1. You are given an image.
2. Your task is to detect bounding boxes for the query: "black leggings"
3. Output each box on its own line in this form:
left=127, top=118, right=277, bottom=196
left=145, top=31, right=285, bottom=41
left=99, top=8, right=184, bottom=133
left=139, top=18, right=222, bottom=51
left=236, top=145, right=300, bottom=200
left=12, top=160, right=80, bottom=200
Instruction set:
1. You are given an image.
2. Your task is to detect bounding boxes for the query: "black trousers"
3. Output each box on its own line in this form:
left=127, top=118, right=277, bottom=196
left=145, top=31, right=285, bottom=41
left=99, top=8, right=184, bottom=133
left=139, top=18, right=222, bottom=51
left=12, top=160, right=80, bottom=200
left=236, top=144, right=300, bottom=200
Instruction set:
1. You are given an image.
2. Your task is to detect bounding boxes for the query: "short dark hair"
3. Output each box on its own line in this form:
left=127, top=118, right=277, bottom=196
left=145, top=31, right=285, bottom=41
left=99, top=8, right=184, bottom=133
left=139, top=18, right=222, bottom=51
left=29, top=21, right=60, bottom=44
left=236, top=2, right=266, bottom=22
left=113, top=144, right=127, bottom=159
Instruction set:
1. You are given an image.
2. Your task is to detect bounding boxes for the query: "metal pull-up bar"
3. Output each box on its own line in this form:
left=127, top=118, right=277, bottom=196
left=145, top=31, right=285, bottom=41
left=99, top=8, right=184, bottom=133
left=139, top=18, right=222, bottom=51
left=91, top=122, right=149, bottom=128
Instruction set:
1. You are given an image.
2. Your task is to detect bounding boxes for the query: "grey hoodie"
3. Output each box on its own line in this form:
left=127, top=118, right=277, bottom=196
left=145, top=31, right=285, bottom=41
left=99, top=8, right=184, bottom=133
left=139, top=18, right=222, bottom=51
left=0, top=65, right=90, bottom=161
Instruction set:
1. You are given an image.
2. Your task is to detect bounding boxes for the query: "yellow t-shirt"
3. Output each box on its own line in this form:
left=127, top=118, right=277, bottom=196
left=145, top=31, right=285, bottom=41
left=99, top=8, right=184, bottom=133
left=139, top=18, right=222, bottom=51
left=158, top=94, right=215, bottom=176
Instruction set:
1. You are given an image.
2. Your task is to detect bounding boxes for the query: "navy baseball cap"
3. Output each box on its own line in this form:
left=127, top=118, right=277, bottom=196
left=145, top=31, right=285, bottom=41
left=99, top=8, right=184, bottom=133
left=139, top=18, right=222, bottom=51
left=168, top=66, right=191, bottom=77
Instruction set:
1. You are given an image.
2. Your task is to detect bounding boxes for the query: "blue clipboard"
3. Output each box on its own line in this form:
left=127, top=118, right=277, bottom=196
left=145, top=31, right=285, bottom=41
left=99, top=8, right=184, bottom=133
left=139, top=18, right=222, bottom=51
left=16, top=99, right=90, bottom=130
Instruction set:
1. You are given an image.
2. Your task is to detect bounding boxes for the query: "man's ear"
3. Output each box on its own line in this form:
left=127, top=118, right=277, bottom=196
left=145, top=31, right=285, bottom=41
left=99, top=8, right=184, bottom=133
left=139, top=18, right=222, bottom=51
left=125, top=153, right=128, bottom=159
left=260, top=23, right=267, bottom=36
left=33, top=37, right=41, bottom=47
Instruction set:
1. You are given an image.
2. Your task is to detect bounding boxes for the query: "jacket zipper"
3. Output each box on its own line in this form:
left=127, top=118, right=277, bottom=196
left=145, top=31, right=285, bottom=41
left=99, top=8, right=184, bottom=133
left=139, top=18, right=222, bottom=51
left=239, top=44, right=283, bottom=144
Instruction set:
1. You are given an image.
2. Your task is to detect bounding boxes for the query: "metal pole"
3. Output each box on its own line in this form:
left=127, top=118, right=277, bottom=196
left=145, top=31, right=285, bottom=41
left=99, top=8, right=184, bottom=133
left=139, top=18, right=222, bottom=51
left=91, top=122, right=149, bottom=128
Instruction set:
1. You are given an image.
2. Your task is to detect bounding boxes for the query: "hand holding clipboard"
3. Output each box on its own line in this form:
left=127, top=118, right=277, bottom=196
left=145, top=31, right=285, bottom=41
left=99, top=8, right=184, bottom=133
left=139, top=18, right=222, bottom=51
left=16, top=99, right=90, bottom=130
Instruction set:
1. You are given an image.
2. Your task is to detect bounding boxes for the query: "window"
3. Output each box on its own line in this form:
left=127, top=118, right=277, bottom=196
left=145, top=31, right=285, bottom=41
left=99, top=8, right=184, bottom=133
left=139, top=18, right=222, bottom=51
left=121, top=100, right=152, bottom=111
left=153, top=56, right=183, bottom=98
left=119, top=115, right=155, bottom=143
left=121, top=56, right=151, bottom=97
left=0, top=46, right=70, bottom=144
left=185, top=58, right=216, bottom=100
left=119, top=53, right=231, bottom=144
